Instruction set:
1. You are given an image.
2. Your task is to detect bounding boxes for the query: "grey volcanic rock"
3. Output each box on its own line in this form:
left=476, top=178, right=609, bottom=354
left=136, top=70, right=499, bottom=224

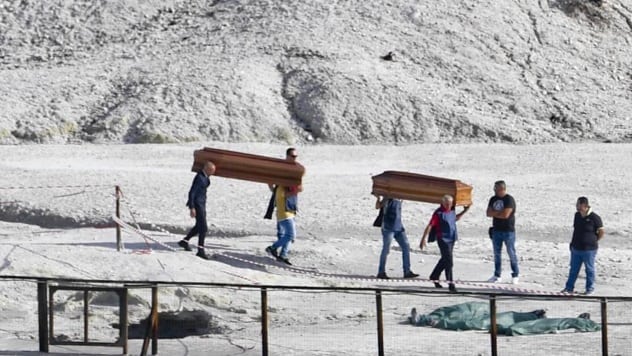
left=0, top=0, right=631, bottom=144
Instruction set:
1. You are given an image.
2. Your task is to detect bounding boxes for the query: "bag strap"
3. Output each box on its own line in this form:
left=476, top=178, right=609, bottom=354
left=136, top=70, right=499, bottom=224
left=263, top=186, right=276, bottom=220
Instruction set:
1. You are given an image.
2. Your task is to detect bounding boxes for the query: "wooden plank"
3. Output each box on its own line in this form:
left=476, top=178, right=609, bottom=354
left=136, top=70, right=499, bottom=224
left=371, top=171, right=473, bottom=206
left=191, top=147, right=305, bottom=187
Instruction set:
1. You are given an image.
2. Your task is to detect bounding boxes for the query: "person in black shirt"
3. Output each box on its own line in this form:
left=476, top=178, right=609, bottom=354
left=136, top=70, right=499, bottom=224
left=561, top=197, right=604, bottom=295
left=486, top=180, right=519, bottom=284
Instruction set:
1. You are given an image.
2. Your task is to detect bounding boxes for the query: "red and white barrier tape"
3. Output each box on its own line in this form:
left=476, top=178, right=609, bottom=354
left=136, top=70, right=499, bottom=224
left=0, top=184, right=111, bottom=190
left=209, top=252, right=566, bottom=296
left=113, top=215, right=177, bottom=252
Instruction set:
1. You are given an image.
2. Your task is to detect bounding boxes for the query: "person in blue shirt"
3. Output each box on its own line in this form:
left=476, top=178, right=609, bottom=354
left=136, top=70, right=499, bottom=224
left=375, top=195, right=419, bottom=279
left=178, top=161, right=215, bottom=260
left=420, top=195, right=469, bottom=292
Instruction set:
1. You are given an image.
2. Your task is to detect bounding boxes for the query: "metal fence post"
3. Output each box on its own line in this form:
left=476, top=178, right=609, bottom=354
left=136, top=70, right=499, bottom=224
left=376, top=291, right=384, bottom=356
left=115, top=186, right=122, bottom=252
left=261, top=288, right=269, bottom=356
left=151, top=286, right=158, bottom=355
left=37, top=279, right=49, bottom=352
left=601, top=298, right=608, bottom=356
left=121, top=288, right=128, bottom=355
left=49, top=287, right=55, bottom=346
left=140, top=286, right=158, bottom=356
left=489, top=296, right=498, bottom=356
left=83, top=290, right=89, bottom=343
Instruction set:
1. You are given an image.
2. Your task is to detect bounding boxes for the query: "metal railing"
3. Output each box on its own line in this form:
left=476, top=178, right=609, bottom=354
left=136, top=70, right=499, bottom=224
left=38, top=281, right=129, bottom=353
left=2, top=274, right=631, bottom=356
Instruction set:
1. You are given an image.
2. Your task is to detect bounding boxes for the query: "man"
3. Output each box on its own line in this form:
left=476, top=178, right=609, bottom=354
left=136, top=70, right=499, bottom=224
left=486, top=180, right=519, bottom=284
left=179, top=161, right=215, bottom=260
left=265, top=147, right=302, bottom=265
left=561, top=197, right=604, bottom=295
left=375, top=195, right=419, bottom=279
left=420, top=195, right=469, bottom=292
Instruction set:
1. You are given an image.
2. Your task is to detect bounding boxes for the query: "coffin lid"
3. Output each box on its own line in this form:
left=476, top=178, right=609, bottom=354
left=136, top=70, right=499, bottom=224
left=371, top=170, right=473, bottom=206
left=191, top=147, right=305, bottom=187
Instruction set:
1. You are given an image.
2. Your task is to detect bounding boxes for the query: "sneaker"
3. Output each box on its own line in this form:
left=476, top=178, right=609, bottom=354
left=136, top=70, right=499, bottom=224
left=196, top=250, right=212, bottom=260
left=403, top=271, right=419, bottom=279
left=583, top=290, right=595, bottom=296
left=433, top=282, right=443, bottom=288
left=487, top=275, right=502, bottom=283
left=448, top=283, right=457, bottom=293
left=408, top=307, right=418, bottom=324
left=511, top=277, right=519, bottom=285
left=265, top=246, right=278, bottom=258
left=178, top=240, right=192, bottom=251
left=560, top=288, right=574, bottom=294
left=376, top=272, right=389, bottom=279
left=276, top=256, right=292, bottom=265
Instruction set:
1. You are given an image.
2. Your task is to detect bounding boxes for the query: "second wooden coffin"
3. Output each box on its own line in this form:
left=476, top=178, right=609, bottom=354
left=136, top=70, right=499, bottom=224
left=192, top=147, right=305, bottom=187
left=371, top=171, right=473, bottom=206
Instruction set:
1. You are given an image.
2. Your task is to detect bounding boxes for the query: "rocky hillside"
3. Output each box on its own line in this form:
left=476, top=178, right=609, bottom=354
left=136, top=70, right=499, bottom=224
left=0, top=0, right=631, bottom=144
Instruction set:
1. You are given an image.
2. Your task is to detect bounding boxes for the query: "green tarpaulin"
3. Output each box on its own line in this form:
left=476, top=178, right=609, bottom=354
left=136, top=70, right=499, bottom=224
left=409, top=302, right=600, bottom=336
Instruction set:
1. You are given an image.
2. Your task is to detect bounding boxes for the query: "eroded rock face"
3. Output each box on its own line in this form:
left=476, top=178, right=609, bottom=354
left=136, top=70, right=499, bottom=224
left=1, top=0, right=631, bottom=144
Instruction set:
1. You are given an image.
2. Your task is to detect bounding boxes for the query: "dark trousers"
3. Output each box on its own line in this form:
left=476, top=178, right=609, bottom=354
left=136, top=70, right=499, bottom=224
left=430, top=238, right=455, bottom=282
left=185, top=205, right=207, bottom=249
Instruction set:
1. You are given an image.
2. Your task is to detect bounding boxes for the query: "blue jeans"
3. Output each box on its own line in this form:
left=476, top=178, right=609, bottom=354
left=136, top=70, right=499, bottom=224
left=564, top=247, right=597, bottom=293
left=378, top=229, right=411, bottom=275
left=492, top=231, right=519, bottom=278
left=272, top=218, right=296, bottom=258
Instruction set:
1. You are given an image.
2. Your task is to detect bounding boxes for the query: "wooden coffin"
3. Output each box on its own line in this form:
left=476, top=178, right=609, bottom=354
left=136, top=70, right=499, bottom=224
left=192, top=147, right=305, bottom=187
left=371, top=171, right=473, bottom=206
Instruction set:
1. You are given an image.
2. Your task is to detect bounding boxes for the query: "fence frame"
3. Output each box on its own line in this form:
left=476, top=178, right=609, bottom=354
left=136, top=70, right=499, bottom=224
left=3, top=274, right=631, bottom=355
left=44, top=284, right=128, bottom=354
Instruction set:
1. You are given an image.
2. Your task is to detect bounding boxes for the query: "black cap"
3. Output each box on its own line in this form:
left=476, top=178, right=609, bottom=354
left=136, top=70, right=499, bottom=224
left=577, top=196, right=589, bottom=205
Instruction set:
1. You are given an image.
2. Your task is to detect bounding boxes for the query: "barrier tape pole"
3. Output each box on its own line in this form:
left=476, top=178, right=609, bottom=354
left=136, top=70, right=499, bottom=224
left=116, top=186, right=122, bottom=252
left=113, top=216, right=177, bottom=252
left=116, top=189, right=154, bottom=253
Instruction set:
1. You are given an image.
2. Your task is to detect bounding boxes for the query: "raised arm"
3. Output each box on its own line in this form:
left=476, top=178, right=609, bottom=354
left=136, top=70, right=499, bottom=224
left=456, top=205, right=470, bottom=221
left=374, top=195, right=383, bottom=210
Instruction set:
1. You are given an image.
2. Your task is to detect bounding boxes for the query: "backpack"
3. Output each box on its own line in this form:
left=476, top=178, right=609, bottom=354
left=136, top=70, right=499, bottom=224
left=372, top=206, right=384, bottom=227
left=428, top=226, right=437, bottom=243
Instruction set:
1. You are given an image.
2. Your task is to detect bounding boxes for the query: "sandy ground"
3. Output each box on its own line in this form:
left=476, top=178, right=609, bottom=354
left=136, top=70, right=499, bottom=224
left=1, top=142, right=631, bottom=355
